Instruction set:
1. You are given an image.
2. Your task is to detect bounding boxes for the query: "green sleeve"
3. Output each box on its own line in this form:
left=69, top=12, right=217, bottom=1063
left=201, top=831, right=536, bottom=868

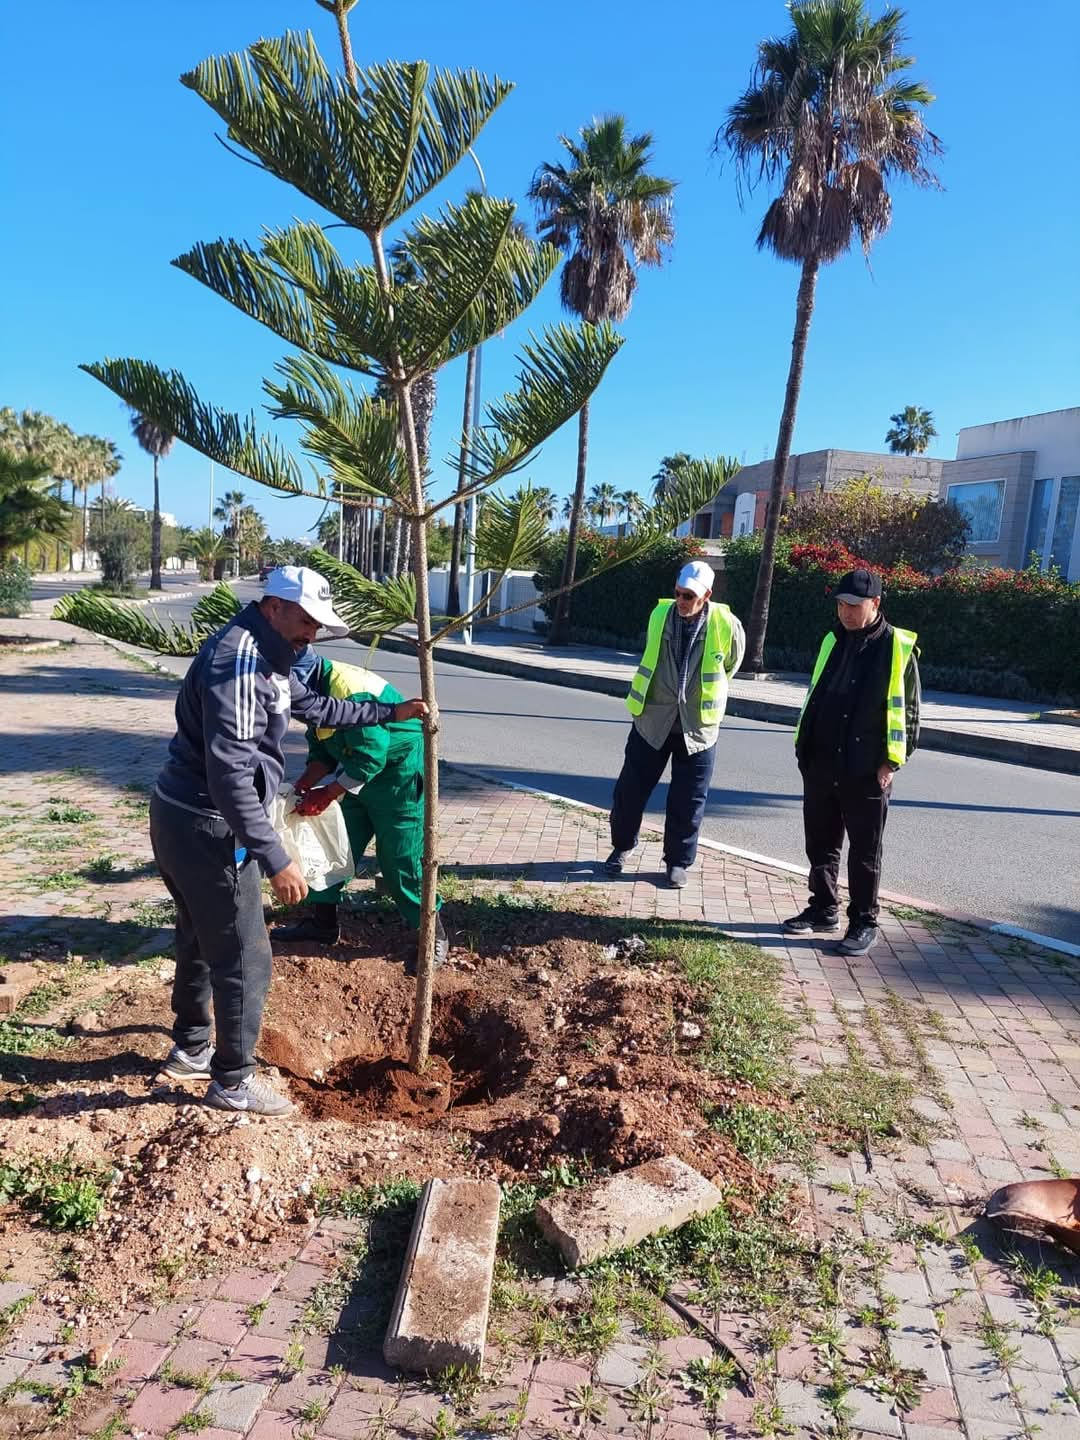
left=327, top=712, right=390, bottom=788
left=306, top=731, right=336, bottom=769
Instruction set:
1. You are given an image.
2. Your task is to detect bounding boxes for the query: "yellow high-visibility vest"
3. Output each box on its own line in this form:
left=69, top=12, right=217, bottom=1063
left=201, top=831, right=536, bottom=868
left=794, top=626, right=919, bottom=768
left=625, top=600, right=735, bottom=723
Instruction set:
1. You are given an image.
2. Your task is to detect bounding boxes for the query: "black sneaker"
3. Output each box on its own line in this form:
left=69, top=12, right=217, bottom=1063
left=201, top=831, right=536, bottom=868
left=272, top=907, right=340, bottom=945
left=666, top=865, right=689, bottom=889
left=781, top=907, right=841, bottom=935
left=604, top=848, right=634, bottom=876
left=837, top=924, right=879, bottom=956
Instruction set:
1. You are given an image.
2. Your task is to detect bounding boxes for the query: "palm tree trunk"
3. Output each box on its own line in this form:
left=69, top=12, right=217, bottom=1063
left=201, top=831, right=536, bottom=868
left=82, top=485, right=90, bottom=571
left=743, top=256, right=820, bottom=672
left=68, top=482, right=77, bottom=571
left=548, top=400, right=590, bottom=646
left=446, top=346, right=477, bottom=615
left=150, top=455, right=162, bottom=589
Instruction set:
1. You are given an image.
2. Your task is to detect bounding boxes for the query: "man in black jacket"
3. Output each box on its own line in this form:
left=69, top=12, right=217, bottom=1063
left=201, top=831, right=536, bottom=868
left=150, top=566, right=426, bottom=1115
left=783, top=568, right=920, bottom=957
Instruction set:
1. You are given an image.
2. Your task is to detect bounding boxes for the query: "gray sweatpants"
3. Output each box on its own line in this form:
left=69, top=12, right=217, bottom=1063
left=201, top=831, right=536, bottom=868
left=149, top=793, right=272, bottom=1087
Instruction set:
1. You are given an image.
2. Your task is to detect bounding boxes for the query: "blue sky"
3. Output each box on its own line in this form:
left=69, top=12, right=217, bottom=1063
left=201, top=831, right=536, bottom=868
left=2, top=0, right=1076, bottom=538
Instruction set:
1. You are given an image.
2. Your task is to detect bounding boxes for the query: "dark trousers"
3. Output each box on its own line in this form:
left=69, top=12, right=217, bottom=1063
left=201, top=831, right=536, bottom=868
left=801, top=770, right=890, bottom=926
left=610, top=725, right=716, bottom=868
left=150, top=794, right=273, bottom=1087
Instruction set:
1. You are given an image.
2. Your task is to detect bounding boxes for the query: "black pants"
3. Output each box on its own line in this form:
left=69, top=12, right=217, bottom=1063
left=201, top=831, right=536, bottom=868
left=150, top=794, right=273, bottom=1087
left=801, top=770, right=890, bottom=926
left=610, top=725, right=716, bottom=868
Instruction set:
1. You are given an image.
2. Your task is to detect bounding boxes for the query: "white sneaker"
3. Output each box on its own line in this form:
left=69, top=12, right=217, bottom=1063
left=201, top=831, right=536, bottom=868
left=204, top=1073, right=294, bottom=1116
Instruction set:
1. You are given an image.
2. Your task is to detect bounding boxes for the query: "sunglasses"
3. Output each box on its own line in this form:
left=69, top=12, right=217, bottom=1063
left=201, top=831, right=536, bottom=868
left=674, top=587, right=699, bottom=600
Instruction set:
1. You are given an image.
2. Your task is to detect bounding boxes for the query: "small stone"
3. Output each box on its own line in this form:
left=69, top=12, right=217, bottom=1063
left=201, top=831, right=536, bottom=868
left=678, top=1021, right=702, bottom=1040
left=245, top=1167, right=262, bottom=1185
left=71, top=1011, right=99, bottom=1035
left=554, top=1075, right=569, bottom=1091
left=538, top=1113, right=561, bottom=1136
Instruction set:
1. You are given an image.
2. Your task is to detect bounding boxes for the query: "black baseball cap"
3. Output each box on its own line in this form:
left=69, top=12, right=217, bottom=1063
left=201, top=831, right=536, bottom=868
left=833, top=568, right=882, bottom=603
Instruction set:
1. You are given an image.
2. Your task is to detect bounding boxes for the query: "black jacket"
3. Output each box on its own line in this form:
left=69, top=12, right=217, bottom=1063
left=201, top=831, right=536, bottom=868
left=796, top=615, right=921, bottom=779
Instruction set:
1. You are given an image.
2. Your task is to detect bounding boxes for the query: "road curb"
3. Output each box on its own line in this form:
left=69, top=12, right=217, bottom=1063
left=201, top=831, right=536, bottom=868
left=378, top=634, right=1080, bottom=776
left=443, top=761, right=1080, bottom=960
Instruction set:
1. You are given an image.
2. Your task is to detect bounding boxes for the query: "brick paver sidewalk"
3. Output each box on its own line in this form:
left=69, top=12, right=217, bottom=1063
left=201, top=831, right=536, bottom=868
left=2, top=625, right=1080, bottom=1439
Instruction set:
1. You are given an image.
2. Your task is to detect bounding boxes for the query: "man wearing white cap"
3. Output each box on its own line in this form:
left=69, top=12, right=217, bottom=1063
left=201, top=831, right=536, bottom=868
left=149, top=565, right=427, bottom=1115
left=606, top=561, right=745, bottom=887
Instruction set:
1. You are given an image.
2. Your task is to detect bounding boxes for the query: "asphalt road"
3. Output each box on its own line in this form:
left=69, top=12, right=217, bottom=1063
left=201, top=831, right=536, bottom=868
left=142, top=583, right=1080, bottom=946
left=31, top=572, right=203, bottom=604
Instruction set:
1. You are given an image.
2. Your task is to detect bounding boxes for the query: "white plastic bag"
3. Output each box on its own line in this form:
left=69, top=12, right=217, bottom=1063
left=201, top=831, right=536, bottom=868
left=270, top=784, right=354, bottom=891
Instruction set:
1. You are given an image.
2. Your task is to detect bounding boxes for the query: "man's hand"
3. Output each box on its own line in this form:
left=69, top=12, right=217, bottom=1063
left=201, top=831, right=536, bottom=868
left=295, top=781, right=345, bottom=817
left=877, top=763, right=895, bottom=791
left=270, top=859, right=308, bottom=907
left=394, top=698, right=428, bottom=722
left=293, top=761, right=332, bottom=797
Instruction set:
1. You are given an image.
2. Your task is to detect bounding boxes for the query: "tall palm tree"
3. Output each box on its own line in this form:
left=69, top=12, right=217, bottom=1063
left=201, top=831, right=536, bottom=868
left=129, top=410, right=176, bottom=589
left=587, top=482, right=619, bottom=526
left=561, top=495, right=575, bottom=524
left=0, top=448, right=74, bottom=557
left=885, top=404, right=937, bottom=455
left=530, top=487, right=558, bottom=527
left=530, top=115, right=675, bottom=643
left=651, top=452, right=692, bottom=502
left=617, top=489, right=647, bottom=529
left=214, top=489, right=246, bottom=575
left=719, top=0, right=940, bottom=669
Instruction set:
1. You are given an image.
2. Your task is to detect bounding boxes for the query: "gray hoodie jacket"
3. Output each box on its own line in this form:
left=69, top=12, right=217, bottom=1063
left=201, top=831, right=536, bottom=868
left=155, top=602, right=393, bottom=876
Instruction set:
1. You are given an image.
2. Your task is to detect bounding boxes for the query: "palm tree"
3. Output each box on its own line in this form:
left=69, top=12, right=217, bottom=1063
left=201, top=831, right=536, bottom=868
left=719, top=0, right=940, bottom=669
left=587, top=482, right=619, bottom=526
left=530, top=115, right=675, bottom=643
left=561, top=495, right=575, bottom=524
left=129, top=410, right=176, bottom=588
left=214, top=489, right=246, bottom=575
left=530, top=487, right=558, bottom=526
left=885, top=404, right=937, bottom=455
left=0, top=448, right=74, bottom=557
left=180, top=526, right=230, bottom=581
left=617, top=489, right=646, bottom=529
left=651, top=452, right=692, bottom=502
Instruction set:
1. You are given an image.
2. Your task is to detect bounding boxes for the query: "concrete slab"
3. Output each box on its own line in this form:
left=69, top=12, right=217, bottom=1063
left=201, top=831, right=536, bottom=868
left=535, top=1155, right=723, bottom=1268
left=383, top=1178, right=500, bottom=1374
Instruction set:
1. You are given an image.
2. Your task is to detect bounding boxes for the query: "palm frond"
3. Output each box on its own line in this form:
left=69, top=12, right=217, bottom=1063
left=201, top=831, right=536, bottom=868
left=183, top=37, right=510, bottom=230
left=307, top=546, right=416, bottom=634
left=451, top=322, right=623, bottom=496
left=174, top=238, right=375, bottom=374
left=53, top=591, right=209, bottom=656
left=191, top=583, right=243, bottom=629
left=590, top=456, right=740, bottom=569
left=475, top=488, right=549, bottom=572
left=81, top=359, right=313, bottom=497
left=263, top=355, right=410, bottom=503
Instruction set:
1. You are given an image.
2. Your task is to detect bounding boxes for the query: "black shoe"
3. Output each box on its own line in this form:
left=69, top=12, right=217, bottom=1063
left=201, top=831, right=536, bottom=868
left=604, top=848, right=634, bottom=876
left=405, top=918, right=449, bottom=978
left=781, top=907, right=840, bottom=935
left=272, top=908, right=340, bottom=945
left=666, top=865, right=689, bottom=889
left=837, top=923, right=878, bottom=956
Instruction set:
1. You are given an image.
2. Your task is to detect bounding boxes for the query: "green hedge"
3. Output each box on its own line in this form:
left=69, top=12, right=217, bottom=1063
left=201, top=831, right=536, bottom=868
left=724, top=535, right=1080, bottom=703
left=0, top=559, right=32, bottom=617
left=532, top=532, right=706, bottom=648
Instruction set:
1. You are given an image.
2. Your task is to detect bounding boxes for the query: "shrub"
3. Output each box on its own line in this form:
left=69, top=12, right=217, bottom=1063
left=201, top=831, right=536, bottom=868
left=0, top=558, right=32, bottom=617
left=780, top=475, right=970, bottom=573
left=532, top=531, right=706, bottom=646
left=724, top=534, right=1080, bottom=703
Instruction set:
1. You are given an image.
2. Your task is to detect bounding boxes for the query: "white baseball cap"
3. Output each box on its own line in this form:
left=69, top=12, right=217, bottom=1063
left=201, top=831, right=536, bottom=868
left=676, top=560, right=715, bottom=598
left=263, top=565, right=350, bottom=638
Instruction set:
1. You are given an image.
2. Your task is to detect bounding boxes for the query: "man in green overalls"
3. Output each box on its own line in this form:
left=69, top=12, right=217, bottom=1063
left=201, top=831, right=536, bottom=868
left=271, top=646, right=447, bottom=971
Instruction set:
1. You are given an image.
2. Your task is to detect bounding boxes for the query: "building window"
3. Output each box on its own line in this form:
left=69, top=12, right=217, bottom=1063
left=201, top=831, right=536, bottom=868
left=946, top=479, right=1005, bottom=544
left=1050, top=477, right=1080, bottom=574
left=1025, top=478, right=1053, bottom=567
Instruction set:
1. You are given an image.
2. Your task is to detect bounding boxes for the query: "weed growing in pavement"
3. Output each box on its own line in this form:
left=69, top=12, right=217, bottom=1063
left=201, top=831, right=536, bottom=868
left=304, top=1180, right=421, bottom=1343
left=36, top=869, right=82, bottom=891
left=130, top=897, right=176, bottom=928
left=678, top=1354, right=736, bottom=1419
left=280, top=1339, right=305, bottom=1377
left=978, top=1312, right=1020, bottom=1371
left=566, top=1381, right=607, bottom=1425
left=245, top=1300, right=268, bottom=1327
left=0, top=1294, right=32, bottom=1345
left=296, top=1398, right=329, bottom=1424
left=86, top=854, right=119, bottom=877
left=47, top=804, right=94, bottom=824
left=436, top=1364, right=482, bottom=1411
left=172, top=1405, right=214, bottom=1434
left=1004, top=1250, right=1064, bottom=1336
left=158, top=1362, right=212, bottom=1392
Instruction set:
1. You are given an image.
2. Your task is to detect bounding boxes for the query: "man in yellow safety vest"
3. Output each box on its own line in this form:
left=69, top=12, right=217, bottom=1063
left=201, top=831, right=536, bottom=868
left=783, top=567, right=921, bottom=956
left=606, top=560, right=745, bottom=888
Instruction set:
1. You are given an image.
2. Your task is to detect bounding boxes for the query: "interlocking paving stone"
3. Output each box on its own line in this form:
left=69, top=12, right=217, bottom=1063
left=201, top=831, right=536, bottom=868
left=202, top=1380, right=272, bottom=1432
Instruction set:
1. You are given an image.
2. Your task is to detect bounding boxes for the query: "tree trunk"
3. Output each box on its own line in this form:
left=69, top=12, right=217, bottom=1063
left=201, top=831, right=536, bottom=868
left=150, top=455, right=162, bottom=589
left=68, top=482, right=77, bottom=570
left=82, top=485, right=90, bottom=571
left=446, top=346, right=477, bottom=615
left=743, top=256, right=820, bottom=672
left=402, top=518, right=413, bottom=576
left=377, top=500, right=387, bottom=577
left=390, top=512, right=403, bottom=576
left=548, top=400, right=590, bottom=646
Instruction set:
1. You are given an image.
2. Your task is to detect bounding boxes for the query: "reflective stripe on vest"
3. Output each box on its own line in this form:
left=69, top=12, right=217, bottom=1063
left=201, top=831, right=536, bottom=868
left=793, top=626, right=918, bottom=768
left=315, top=659, right=386, bottom=740
left=625, top=600, right=735, bottom=724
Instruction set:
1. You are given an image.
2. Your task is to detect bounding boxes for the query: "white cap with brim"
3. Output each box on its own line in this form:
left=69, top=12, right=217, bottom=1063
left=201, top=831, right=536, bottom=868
left=263, top=565, right=350, bottom=638
left=676, top=560, right=715, bottom=598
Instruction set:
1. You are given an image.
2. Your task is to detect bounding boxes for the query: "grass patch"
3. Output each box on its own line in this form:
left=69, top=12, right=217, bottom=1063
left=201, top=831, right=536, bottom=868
left=709, top=1100, right=813, bottom=1169
left=35, top=870, right=82, bottom=892
left=130, top=897, right=176, bottom=928
left=47, top=805, right=94, bottom=824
